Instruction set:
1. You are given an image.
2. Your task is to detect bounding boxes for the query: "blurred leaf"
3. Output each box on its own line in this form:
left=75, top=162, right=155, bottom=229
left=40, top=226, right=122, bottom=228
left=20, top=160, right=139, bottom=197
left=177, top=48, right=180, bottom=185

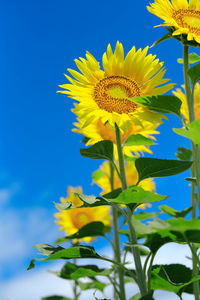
left=188, top=62, right=200, bottom=86
left=108, top=186, right=168, bottom=205
left=80, top=140, right=113, bottom=161
left=54, top=202, right=71, bottom=211
left=92, top=170, right=107, bottom=181
left=177, top=53, right=200, bottom=64
left=125, top=245, right=149, bottom=256
left=185, top=177, right=197, bottom=183
left=75, top=193, right=108, bottom=207
left=102, top=187, right=122, bottom=199
left=176, top=147, right=192, bottom=161
left=134, top=212, right=160, bottom=221
left=124, top=134, right=156, bottom=146
left=129, top=95, right=182, bottom=117
left=124, top=155, right=138, bottom=162
left=58, top=262, right=112, bottom=280
left=174, top=119, right=200, bottom=145
left=33, top=244, right=64, bottom=256
left=42, top=297, right=71, bottom=300
left=55, top=222, right=109, bottom=244
left=135, top=157, right=192, bottom=182
left=159, top=205, right=192, bottom=218
left=27, top=259, right=36, bottom=270
left=79, top=280, right=107, bottom=292
left=151, top=264, right=200, bottom=295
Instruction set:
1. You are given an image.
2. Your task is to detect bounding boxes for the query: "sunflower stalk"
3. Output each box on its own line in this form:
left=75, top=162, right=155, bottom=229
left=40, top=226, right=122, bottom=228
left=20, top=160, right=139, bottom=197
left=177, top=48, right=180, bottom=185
left=114, top=123, right=148, bottom=297
left=109, top=162, right=126, bottom=300
left=183, top=44, right=200, bottom=300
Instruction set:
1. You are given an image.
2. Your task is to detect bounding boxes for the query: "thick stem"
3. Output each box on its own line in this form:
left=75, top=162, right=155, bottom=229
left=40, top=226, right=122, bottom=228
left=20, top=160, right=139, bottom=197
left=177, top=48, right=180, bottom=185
left=183, top=45, right=200, bottom=300
left=114, top=123, right=148, bottom=296
left=110, top=162, right=126, bottom=300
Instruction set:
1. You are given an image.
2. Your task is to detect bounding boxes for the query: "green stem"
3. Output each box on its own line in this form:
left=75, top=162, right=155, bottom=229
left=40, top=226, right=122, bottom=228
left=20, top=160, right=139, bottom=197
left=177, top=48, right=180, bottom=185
left=183, top=44, right=200, bottom=300
left=110, top=162, right=126, bottom=300
left=147, top=253, right=156, bottom=292
left=114, top=123, right=148, bottom=297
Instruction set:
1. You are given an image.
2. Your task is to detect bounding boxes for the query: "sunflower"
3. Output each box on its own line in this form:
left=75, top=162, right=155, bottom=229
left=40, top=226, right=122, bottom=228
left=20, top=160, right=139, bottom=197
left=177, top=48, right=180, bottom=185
left=93, top=161, right=155, bottom=209
left=73, top=117, right=159, bottom=157
left=58, top=42, right=174, bottom=129
left=55, top=186, right=111, bottom=242
left=173, top=83, right=200, bottom=123
left=147, top=0, right=200, bottom=44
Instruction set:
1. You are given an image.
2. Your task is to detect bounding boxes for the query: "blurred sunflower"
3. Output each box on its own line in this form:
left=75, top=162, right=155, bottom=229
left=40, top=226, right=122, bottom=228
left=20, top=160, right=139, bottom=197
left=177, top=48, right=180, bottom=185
left=55, top=186, right=111, bottom=242
left=58, top=42, right=174, bottom=128
left=173, top=83, right=200, bottom=123
left=93, top=161, right=155, bottom=209
left=147, top=0, right=200, bottom=44
left=73, top=117, right=159, bottom=157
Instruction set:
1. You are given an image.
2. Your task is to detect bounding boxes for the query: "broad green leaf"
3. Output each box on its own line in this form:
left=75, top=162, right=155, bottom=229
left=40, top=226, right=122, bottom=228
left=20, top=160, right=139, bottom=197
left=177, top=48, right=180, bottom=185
left=108, top=186, right=167, bottom=205
left=128, top=95, right=182, bottom=117
left=176, top=147, right=192, bottom=161
left=55, top=222, right=109, bottom=244
left=135, top=157, right=192, bottom=182
left=79, top=280, right=107, bottom=292
left=188, top=62, right=200, bottom=86
left=33, top=244, right=64, bottom=256
left=151, top=264, right=200, bottom=295
left=80, top=140, right=113, bottom=161
left=174, top=119, right=200, bottom=145
left=124, top=134, right=156, bottom=146
left=159, top=205, right=192, bottom=218
left=42, top=297, right=71, bottom=300
left=92, top=170, right=107, bottom=181
left=177, top=53, right=200, bottom=64
left=28, top=245, right=102, bottom=269
left=134, top=212, right=160, bottom=221
left=57, top=262, right=112, bottom=280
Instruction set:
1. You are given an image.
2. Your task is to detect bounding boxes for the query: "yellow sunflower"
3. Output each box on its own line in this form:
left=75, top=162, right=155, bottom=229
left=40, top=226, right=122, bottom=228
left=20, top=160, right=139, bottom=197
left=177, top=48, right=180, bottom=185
left=73, top=117, right=159, bottom=157
left=58, top=42, right=174, bottom=129
left=93, top=161, right=155, bottom=209
left=54, top=186, right=111, bottom=243
left=173, top=82, right=200, bottom=123
left=147, top=0, right=200, bottom=44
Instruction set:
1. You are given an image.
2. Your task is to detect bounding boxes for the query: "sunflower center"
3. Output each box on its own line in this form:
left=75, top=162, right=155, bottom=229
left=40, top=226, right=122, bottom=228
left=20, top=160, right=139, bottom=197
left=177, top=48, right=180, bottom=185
left=173, top=9, right=200, bottom=34
left=93, top=76, right=140, bottom=114
left=72, top=210, right=93, bottom=229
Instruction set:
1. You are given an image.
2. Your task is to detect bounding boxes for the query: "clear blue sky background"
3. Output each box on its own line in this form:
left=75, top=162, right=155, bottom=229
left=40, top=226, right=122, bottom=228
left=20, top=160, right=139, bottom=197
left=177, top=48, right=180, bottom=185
left=1, top=0, right=198, bottom=298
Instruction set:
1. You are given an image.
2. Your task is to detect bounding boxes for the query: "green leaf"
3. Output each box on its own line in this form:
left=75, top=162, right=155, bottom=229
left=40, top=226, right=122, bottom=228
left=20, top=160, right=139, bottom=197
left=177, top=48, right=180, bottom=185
left=124, top=134, right=156, bottom=146
left=124, top=155, right=138, bottom=162
left=33, top=244, right=64, bottom=256
left=55, top=222, right=108, bottom=244
left=57, top=262, right=112, bottom=280
left=176, top=147, right=192, bottom=161
left=151, top=32, right=172, bottom=48
left=188, top=62, right=200, bottom=86
left=92, top=170, right=107, bottom=181
left=159, top=205, right=192, bottom=218
left=128, top=95, right=182, bottom=117
left=174, top=119, right=200, bottom=145
left=177, top=53, right=200, bottom=64
left=135, top=157, right=192, bottom=182
left=80, top=140, right=113, bottom=161
left=125, top=245, right=150, bottom=256
left=54, top=202, right=71, bottom=211
left=27, top=259, right=36, bottom=270
left=79, top=280, right=107, bottom=292
left=75, top=193, right=109, bottom=207
left=134, top=212, right=160, bottom=221
left=151, top=264, right=200, bottom=295
left=108, top=186, right=167, bottom=205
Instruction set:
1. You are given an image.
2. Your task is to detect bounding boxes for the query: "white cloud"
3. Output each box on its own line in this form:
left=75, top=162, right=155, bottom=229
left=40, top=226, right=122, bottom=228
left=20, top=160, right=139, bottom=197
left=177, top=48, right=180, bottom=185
left=0, top=182, right=20, bottom=206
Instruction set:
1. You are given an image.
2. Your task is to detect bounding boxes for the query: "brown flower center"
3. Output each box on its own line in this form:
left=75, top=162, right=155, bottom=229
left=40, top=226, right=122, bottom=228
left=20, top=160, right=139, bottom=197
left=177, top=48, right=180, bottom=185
left=173, top=9, right=200, bottom=35
left=93, top=76, right=140, bottom=114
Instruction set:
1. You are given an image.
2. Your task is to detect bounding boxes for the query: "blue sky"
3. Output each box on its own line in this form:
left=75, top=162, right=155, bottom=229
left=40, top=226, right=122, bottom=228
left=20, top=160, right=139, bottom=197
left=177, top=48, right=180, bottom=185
left=1, top=0, right=198, bottom=299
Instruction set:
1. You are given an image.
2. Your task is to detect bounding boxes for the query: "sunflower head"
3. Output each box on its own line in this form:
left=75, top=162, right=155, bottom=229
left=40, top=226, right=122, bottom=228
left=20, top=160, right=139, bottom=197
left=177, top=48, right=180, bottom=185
left=58, top=42, right=174, bottom=129
left=54, top=186, right=111, bottom=242
left=173, top=82, right=200, bottom=123
left=147, top=0, right=200, bottom=45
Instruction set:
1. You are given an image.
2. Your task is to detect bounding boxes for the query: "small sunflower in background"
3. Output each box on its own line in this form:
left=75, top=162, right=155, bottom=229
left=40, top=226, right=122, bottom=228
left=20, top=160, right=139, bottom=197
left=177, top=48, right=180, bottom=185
left=173, top=83, right=200, bottom=123
left=147, top=0, right=200, bottom=44
left=55, top=186, right=111, bottom=243
left=73, top=116, right=159, bottom=157
left=93, top=161, right=155, bottom=209
left=58, top=42, right=173, bottom=130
